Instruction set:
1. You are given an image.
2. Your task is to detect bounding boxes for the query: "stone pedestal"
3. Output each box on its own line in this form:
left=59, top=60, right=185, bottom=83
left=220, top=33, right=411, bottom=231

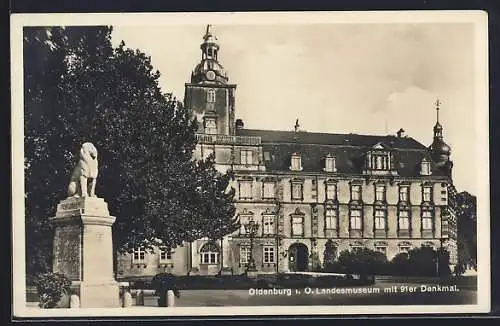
left=50, top=196, right=120, bottom=308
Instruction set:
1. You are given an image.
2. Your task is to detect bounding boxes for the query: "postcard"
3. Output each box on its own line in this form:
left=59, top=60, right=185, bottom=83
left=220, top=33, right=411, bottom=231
left=11, top=10, right=490, bottom=317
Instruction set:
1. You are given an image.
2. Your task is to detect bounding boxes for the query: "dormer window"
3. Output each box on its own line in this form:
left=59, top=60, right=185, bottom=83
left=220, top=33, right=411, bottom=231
left=420, top=158, right=431, bottom=175
left=290, top=152, right=303, bottom=171
left=365, top=144, right=394, bottom=173
left=207, top=89, right=216, bottom=103
left=373, top=153, right=390, bottom=170
left=324, top=154, right=337, bottom=172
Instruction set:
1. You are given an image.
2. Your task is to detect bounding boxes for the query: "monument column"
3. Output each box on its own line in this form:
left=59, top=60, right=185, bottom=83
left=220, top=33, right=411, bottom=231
left=49, top=142, right=120, bottom=308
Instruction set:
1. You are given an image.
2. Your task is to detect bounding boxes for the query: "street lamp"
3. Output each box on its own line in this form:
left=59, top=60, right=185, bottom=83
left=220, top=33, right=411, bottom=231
left=244, top=219, right=259, bottom=275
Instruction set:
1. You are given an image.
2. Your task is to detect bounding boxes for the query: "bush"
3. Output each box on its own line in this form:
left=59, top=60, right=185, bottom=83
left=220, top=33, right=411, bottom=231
left=389, top=246, right=451, bottom=277
left=34, top=272, right=72, bottom=308
left=337, top=248, right=389, bottom=277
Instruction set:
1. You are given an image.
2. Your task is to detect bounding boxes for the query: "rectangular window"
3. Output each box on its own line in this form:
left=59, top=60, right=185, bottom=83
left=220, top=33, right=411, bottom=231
left=291, top=183, right=303, bottom=200
left=239, top=246, right=250, bottom=265
left=351, top=185, right=361, bottom=201
left=264, top=151, right=271, bottom=161
left=422, top=211, right=433, bottom=230
left=325, top=208, right=338, bottom=230
left=239, top=181, right=252, bottom=199
left=374, top=209, right=386, bottom=230
left=263, top=182, right=276, bottom=199
left=398, top=210, right=410, bottom=230
left=159, top=248, right=172, bottom=261
left=399, top=186, right=409, bottom=202
left=374, top=154, right=389, bottom=170
left=263, top=246, right=276, bottom=264
left=291, top=216, right=304, bottom=236
left=133, top=248, right=146, bottom=262
left=423, top=186, right=432, bottom=202
left=375, top=185, right=385, bottom=202
left=350, top=209, right=362, bottom=230
left=241, top=150, right=253, bottom=165
left=263, top=215, right=275, bottom=235
left=421, top=161, right=431, bottom=175
left=201, top=252, right=219, bottom=264
left=326, top=183, right=337, bottom=200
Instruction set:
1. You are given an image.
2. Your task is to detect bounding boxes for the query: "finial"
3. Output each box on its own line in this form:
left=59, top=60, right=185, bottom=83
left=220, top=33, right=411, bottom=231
left=435, top=98, right=441, bottom=123
left=206, top=24, right=212, bottom=35
left=294, top=118, right=300, bottom=132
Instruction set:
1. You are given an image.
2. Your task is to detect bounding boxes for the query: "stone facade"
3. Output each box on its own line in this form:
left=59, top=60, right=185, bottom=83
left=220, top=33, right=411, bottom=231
left=117, top=25, right=458, bottom=279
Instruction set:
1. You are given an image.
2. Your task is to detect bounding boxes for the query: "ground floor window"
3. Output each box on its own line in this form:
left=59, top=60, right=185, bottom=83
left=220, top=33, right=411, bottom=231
left=239, top=246, right=250, bottom=265
left=159, top=248, right=172, bottom=260
left=133, top=247, right=146, bottom=262
left=200, top=242, right=220, bottom=264
left=263, top=245, right=276, bottom=264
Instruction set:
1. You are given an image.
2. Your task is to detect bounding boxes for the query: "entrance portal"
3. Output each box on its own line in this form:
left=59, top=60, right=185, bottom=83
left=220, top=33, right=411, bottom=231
left=288, top=243, right=309, bottom=272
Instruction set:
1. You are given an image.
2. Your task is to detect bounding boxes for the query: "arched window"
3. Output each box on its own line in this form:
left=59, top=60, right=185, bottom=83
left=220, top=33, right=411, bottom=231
left=200, top=242, right=220, bottom=264
left=207, top=89, right=216, bottom=103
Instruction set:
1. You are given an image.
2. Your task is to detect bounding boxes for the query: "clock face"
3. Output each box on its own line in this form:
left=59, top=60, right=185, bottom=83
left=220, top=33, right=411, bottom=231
left=206, top=70, right=216, bottom=81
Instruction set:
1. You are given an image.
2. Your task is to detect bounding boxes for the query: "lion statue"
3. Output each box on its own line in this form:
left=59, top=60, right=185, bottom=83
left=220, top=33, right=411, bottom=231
left=67, top=142, right=99, bottom=198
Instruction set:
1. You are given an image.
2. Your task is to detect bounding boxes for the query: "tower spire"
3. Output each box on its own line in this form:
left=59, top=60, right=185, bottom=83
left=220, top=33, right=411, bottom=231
left=435, top=98, right=441, bottom=123
left=433, top=98, right=443, bottom=141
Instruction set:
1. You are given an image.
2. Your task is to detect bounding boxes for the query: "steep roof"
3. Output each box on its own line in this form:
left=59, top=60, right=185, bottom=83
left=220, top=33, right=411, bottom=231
left=235, top=128, right=446, bottom=177
left=236, top=129, right=427, bottom=150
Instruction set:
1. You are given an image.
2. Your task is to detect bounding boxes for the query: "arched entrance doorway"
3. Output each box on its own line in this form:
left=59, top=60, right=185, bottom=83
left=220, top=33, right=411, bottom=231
left=288, top=243, right=309, bottom=272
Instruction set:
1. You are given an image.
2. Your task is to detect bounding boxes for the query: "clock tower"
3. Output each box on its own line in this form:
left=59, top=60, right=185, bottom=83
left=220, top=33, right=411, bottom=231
left=184, top=25, right=237, bottom=136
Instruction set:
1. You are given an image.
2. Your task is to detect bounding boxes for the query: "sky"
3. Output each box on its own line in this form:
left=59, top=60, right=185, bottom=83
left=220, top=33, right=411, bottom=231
left=110, top=23, right=478, bottom=194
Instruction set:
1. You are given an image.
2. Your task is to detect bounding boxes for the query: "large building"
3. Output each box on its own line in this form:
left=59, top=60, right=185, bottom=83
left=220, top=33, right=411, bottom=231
left=117, top=25, right=458, bottom=278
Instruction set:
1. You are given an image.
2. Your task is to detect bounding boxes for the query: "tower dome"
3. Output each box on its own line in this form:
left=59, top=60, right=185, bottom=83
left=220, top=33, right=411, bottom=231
left=429, top=99, right=452, bottom=171
left=191, top=25, right=229, bottom=85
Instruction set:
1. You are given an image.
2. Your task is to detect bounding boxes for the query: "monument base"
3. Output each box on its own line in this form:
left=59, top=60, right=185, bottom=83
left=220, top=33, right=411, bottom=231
left=79, top=281, right=120, bottom=308
left=51, top=196, right=120, bottom=308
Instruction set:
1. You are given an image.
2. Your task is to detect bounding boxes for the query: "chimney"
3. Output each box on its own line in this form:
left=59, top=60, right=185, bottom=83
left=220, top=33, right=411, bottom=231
left=235, top=119, right=244, bottom=130
left=397, top=128, right=405, bottom=138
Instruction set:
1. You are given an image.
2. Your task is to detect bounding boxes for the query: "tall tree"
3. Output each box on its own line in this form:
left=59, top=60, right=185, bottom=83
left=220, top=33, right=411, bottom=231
left=23, top=26, right=238, bottom=278
left=455, top=191, right=477, bottom=274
